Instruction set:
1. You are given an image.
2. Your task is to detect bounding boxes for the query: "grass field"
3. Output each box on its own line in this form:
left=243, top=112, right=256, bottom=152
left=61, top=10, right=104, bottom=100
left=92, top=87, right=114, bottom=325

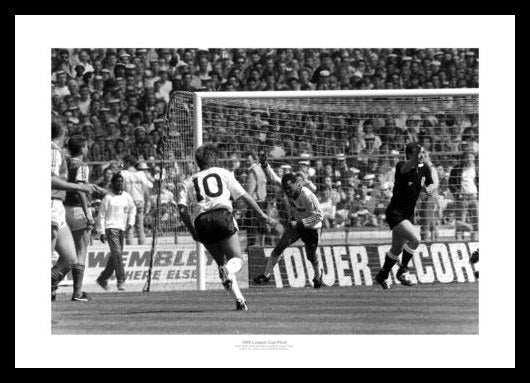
left=52, top=282, right=478, bottom=335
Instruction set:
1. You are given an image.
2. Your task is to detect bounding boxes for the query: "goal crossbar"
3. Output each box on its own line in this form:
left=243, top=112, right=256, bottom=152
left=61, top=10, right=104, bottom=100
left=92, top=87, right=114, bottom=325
left=196, top=89, right=478, bottom=100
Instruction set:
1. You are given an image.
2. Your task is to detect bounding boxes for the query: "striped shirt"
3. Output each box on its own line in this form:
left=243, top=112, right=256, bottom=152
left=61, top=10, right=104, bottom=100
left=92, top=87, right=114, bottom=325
left=51, top=141, right=67, bottom=201
left=263, top=164, right=323, bottom=230
left=64, top=157, right=90, bottom=207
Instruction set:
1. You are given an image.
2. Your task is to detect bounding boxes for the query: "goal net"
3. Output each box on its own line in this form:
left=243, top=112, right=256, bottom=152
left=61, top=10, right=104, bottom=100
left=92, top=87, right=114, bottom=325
left=152, top=89, right=478, bottom=290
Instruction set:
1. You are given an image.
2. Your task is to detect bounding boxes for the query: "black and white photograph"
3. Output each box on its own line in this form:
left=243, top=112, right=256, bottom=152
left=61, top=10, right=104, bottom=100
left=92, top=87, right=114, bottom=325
left=15, top=15, right=515, bottom=368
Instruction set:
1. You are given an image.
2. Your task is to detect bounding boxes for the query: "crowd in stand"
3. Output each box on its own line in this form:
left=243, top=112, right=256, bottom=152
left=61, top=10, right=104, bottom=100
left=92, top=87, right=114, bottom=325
left=51, top=48, right=479, bottom=240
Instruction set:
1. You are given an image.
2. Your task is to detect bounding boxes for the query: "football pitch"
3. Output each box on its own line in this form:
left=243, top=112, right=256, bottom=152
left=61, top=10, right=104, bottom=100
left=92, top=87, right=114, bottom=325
left=52, top=283, right=478, bottom=335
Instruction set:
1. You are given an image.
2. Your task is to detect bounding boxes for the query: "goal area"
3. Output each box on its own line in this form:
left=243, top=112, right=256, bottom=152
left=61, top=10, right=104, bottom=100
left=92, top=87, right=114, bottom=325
left=148, top=89, right=478, bottom=291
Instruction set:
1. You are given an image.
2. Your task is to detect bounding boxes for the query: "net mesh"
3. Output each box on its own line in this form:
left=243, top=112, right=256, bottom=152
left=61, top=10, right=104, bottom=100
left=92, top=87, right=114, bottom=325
left=155, top=91, right=478, bottom=289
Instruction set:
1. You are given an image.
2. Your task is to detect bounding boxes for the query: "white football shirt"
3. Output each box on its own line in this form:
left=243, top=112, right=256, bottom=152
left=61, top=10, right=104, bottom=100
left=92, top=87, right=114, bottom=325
left=263, top=164, right=323, bottom=229
left=177, top=167, right=246, bottom=223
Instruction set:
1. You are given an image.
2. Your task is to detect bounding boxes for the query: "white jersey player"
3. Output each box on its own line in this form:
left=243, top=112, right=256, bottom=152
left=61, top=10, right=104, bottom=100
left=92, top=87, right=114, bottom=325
left=177, top=144, right=269, bottom=311
left=253, top=151, right=325, bottom=288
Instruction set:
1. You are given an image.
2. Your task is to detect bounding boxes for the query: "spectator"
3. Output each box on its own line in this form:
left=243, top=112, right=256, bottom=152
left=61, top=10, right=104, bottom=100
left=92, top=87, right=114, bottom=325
left=96, top=165, right=115, bottom=190
left=320, top=187, right=338, bottom=229
left=113, top=138, right=129, bottom=161
left=52, top=71, right=71, bottom=100
left=244, top=151, right=268, bottom=246
left=449, top=152, right=479, bottom=240
left=95, top=172, right=136, bottom=292
left=120, top=155, right=153, bottom=245
left=417, top=153, right=440, bottom=241
left=363, top=120, right=382, bottom=154
left=50, top=48, right=478, bottom=241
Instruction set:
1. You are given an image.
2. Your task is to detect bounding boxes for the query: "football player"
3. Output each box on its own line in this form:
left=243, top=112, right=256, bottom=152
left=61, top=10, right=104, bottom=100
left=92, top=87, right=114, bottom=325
left=177, top=144, right=270, bottom=311
left=253, top=151, right=325, bottom=288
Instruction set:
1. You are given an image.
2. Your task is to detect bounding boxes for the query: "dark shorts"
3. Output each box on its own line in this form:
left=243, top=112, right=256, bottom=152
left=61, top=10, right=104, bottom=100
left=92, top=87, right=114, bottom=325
left=194, top=208, right=238, bottom=244
left=297, top=225, right=320, bottom=249
left=385, top=208, right=414, bottom=230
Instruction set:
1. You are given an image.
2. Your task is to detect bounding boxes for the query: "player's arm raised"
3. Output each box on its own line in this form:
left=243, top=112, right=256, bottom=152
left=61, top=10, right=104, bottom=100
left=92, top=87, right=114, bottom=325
left=259, top=149, right=282, bottom=187
left=400, top=155, right=419, bottom=174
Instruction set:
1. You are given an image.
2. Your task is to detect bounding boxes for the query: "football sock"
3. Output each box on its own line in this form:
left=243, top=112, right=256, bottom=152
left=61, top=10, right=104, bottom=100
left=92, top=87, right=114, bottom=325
left=230, top=276, right=245, bottom=301
left=51, top=263, right=71, bottom=290
left=226, top=257, right=244, bottom=274
left=401, top=244, right=416, bottom=269
left=72, top=264, right=85, bottom=296
left=381, top=251, right=399, bottom=274
left=312, top=262, right=322, bottom=280
left=264, top=255, right=280, bottom=278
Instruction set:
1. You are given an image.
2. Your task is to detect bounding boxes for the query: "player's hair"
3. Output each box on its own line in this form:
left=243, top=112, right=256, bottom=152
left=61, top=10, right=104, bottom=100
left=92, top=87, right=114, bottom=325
left=281, top=173, right=298, bottom=189
left=51, top=120, right=65, bottom=139
left=195, top=144, right=218, bottom=170
left=405, top=142, right=422, bottom=160
left=67, top=135, right=87, bottom=157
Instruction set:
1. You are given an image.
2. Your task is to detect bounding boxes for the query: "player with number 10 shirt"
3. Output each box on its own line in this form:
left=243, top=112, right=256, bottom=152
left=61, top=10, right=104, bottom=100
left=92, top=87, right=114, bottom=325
left=177, top=144, right=270, bottom=311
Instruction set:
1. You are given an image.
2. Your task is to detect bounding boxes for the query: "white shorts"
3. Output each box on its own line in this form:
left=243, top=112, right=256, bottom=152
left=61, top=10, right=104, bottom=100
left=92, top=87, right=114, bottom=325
left=51, top=199, right=67, bottom=231
left=65, top=205, right=90, bottom=232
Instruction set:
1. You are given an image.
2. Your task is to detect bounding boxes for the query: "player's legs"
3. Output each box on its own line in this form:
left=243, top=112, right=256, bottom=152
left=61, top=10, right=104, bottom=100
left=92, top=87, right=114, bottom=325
left=394, top=219, right=421, bottom=266
left=219, top=234, right=246, bottom=303
left=115, top=229, right=126, bottom=289
left=98, top=229, right=125, bottom=288
left=71, top=228, right=91, bottom=298
left=52, top=225, right=77, bottom=294
left=203, top=236, right=246, bottom=304
left=218, top=234, right=244, bottom=273
left=379, top=224, right=407, bottom=278
left=301, top=228, right=323, bottom=286
left=376, top=217, right=421, bottom=289
left=261, top=225, right=301, bottom=280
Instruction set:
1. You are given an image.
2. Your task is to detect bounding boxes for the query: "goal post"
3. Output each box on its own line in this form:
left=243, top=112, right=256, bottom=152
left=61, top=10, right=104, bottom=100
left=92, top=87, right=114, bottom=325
left=154, top=89, right=478, bottom=291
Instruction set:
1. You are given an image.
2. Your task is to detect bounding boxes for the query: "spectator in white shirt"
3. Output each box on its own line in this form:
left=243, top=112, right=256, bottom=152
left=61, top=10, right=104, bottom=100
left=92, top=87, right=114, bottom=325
left=52, top=71, right=71, bottom=100
left=96, top=173, right=136, bottom=291
left=77, top=49, right=94, bottom=74
left=449, top=152, right=478, bottom=240
left=157, top=67, right=173, bottom=99
left=120, top=155, right=153, bottom=245
left=77, top=85, right=91, bottom=116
